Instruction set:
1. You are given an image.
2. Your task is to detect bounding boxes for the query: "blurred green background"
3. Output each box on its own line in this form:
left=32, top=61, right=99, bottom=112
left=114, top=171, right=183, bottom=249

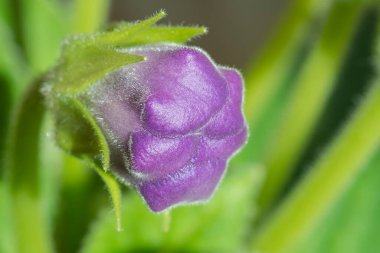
left=1, top=0, right=380, bottom=253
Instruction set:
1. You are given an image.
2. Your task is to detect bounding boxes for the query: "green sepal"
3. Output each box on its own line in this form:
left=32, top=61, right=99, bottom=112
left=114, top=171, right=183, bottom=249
left=89, top=159, right=123, bottom=232
left=96, top=10, right=168, bottom=47
left=51, top=94, right=121, bottom=228
left=110, top=25, right=208, bottom=47
left=101, top=10, right=206, bottom=46
left=52, top=44, right=144, bottom=94
left=51, top=10, right=207, bottom=95
left=50, top=95, right=110, bottom=171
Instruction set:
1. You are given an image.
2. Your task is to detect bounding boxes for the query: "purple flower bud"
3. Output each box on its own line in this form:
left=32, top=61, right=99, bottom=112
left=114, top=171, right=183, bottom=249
left=80, top=43, right=247, bottom=212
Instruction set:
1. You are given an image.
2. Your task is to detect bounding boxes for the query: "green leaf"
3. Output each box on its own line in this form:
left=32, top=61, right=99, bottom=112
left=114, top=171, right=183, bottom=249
left=80, top=167, right=262, bottom=253
left=52, top=43, right=144, bottom=94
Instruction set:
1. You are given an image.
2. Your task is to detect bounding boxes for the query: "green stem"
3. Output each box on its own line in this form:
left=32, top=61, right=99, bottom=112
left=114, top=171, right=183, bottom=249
left=257, top=1, right=366, bottom=212
left=251, top=74, right=380, bottom=253
left=6, top=78, right=53, bottom=253
left=72, top=0, right=110, bottom=33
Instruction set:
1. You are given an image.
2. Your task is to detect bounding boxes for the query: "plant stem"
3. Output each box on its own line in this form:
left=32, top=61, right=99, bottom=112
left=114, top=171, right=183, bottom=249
left=251, top=74, right=380, bottom=253
left=257, top=1, right=366, bottom=212
left=6, top=78, right=53, bottom=253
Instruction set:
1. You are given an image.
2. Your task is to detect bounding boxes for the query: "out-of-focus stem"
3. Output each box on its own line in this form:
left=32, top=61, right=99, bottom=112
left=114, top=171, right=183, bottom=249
left=72, top=0, right=110, bottom=33
left=251, top=66, right=380, bottom=253
left=6, top=79, right=53, bottom=253
left=257, top=1, right=366, bottom=213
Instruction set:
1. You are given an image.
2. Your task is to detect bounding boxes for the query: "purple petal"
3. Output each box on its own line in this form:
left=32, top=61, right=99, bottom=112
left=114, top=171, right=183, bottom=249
left=92, top=100, right=142, bottom=141
left=129, top=131, right=197, bottom=178
left=196, top=127, right=247, bottom=162
left=138, top=159, right=226, bottom=212
left=204, top=67, right=245, bottom=138
left=127, top=45, right=228, bottom=136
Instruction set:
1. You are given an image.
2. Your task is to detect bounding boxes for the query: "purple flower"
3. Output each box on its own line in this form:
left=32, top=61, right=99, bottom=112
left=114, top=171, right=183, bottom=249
left=81, top=43, right=247, bottom=212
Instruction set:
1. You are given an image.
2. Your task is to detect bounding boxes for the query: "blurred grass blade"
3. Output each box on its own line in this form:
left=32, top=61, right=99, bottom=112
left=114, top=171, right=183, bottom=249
left=0, top=18, right=30, bottom=99
left=18, top=0, right=68, bottom=72
left=72, top=0, right=110, bottom=33
left=252, top=69, right=380, bottom=253
left=257, top=0, right=367, bottom=212
left=0, top=0, right=12, bottom=26
left=0, top=75, right=13, bottom=253
left=244, top=0, right=332, bottom=124
left=236, top=0, right=333, bottom=164
left=0, top=3, right=32, bottom=253
left=95, top=10, right=167, bottom=46
left=292, top=148, right=380, bottom=253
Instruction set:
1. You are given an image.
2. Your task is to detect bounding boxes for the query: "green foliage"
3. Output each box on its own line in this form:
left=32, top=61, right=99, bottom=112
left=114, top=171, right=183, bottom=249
left=2, top=0, right=380, bottom=253
left=252, top=75, right=380, bottom=253
left=256, top=0, right=366, bottom=212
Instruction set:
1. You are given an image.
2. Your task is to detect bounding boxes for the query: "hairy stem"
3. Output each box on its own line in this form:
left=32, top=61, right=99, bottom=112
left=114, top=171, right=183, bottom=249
left=6, top=78, right=53, bottom=253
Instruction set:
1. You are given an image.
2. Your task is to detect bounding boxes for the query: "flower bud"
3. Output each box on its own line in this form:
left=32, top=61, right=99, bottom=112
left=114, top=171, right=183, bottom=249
left=46, top=43, right=247, bottom=212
